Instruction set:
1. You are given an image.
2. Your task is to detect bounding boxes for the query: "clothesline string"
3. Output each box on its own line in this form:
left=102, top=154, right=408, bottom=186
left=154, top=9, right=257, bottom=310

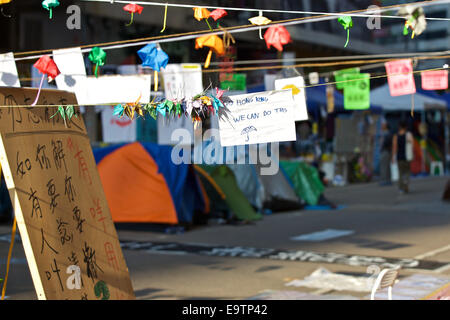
left=2, top=66, right=446, bottom=108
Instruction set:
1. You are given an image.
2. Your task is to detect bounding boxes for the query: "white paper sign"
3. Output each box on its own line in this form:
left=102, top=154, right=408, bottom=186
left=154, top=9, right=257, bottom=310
left=101, top=106, right=137, bottom=143
left=218, top=90, right=296, bottom=147
left=0, top=52, right=20, bottom=87
left=275, top=76, right=309, bottom=121
left=76, top=74, right=151, bottom=105
left=53, top=47, right=87, bottom=94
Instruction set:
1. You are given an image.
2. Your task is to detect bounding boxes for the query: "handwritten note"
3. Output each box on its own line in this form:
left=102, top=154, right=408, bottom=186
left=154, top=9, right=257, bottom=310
left=53, top=48, right=87, bottom=95
left=218, top=90, right=296, bottom=147
left=421, top=70, right=448, bottom=90
left=385, top=59, right=416, bottom=96
left=275, top=76, right=309, bottom=121
left=343, top=73, right=370, bottom=110
left=0, top=87, right=135, bottom=300
left=0, top=52, right=20, bottom=88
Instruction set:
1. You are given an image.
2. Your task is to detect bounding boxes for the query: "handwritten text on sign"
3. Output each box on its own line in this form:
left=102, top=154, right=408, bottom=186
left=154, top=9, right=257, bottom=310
left=275, top=76, right=309, bottom=121
left=0, top=88, right=135, bottom=300
left=385, top=59, right=416, bottom=96
left=218, top=90, right=296, bottom=147
left=421, top=70, right=448, bottom=90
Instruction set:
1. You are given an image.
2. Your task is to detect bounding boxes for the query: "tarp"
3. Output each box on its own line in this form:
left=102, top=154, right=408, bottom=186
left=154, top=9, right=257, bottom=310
left=371, top=83, right=447, bottom=111
left=93, top=142, right=206, bottom=224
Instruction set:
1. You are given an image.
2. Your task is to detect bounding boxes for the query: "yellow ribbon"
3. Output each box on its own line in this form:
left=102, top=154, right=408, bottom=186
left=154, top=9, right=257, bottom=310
left=154, top=70, right=158, bottom=92
left=1, top=217, right=17, bottom=301
left=160, top=3, right=168, bottom=33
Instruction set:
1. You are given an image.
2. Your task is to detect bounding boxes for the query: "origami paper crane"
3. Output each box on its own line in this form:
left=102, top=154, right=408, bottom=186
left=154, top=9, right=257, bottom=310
left=195, top=35, right=225, bottom=68
left=398, top=6, right=427, bottom=39
left=193, top=7, right=213, bottom=30
left=249, top=12, right=272, bottom=39
left=50, top=105, right=77, bottom=127
left=31, top=55, right=61, bottom=106
left=338, top=16, right=353, bottom=47
left=209, top=9, right=227, bottom=21
left=138, top=43, right=169, bottom=91
left=123, top=3, right=143, bottom=26
left=264, top=25, right=291, bottom=52
left=88, top=47, right=106, bottom=78
left=42, top=0, right=59, bottom=19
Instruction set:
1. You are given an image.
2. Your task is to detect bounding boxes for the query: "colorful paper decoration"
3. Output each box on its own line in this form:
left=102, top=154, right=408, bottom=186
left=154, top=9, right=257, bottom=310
left=249, top=11, right=271, bottom=40
left=123, top=3, right=143, bottom=26
left=398, top=6, right=427, bottom=39
left=264, top=25, right=291, bottom=52
left=50, top=105, right=77, bottom=126
left=137, top=43, right=169, bottom=92
left=42, top=0, right=60, bottom=19
left=209, top=9, right=227, bottom=21
left=88, top=47, right=106, bottom=78
left=338, top=16, right=353, bottom=47
left=421, top=70, right=448, bottom=90
left=193, top=7, right=213, bottom=30
left=385, top=59, right=416, bottom=96
left=0, top=0, right=12, bottom=4
left=31, top=55, right=61, bottom=106
left=343, top=73, right=370, bottom=110
left=334, top=67, right=360, bottom=90
left=195, top=35, right=225, bottom=69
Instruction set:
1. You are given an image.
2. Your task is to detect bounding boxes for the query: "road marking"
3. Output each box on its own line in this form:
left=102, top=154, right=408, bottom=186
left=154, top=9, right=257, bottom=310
left=290, top=229, right=354, bottom=242
left=414, top=244, right=450, bottom=260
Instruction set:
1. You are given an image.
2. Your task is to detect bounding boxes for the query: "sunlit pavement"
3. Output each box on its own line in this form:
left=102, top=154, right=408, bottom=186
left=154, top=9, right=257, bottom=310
left=1, top=176, right=450, bottom=300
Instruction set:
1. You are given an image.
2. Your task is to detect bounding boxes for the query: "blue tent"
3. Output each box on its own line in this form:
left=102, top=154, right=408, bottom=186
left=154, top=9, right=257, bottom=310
left=417, top=89, right=450, bottom=111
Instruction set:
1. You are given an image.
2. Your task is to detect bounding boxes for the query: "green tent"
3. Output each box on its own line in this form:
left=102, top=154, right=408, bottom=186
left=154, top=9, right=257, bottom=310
left=199, top=165, right=262, bottom=222
left=281, top=161, right=325, bottom=206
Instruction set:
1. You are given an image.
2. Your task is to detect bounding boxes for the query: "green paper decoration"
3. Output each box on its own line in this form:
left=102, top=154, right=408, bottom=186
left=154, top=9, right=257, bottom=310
left=42, top=0, right=60, bottom=19
left=338, top=16, right=353, bottom=47
left=334, top=67, right=360, bottom=90
left=220, top=73, right=247, bottom=91
left=343, top=73, right=370, bottom=110
left=50, top=105, right=77, bottom=125
left=88, top=47, right=106, bottom=78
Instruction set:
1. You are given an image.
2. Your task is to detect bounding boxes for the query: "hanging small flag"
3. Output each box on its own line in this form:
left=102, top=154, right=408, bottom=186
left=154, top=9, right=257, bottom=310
left=264, top=25, right=292, bottom=52
left=421, top=70, right=448, bottom=90
left=31, top=55, right=61, bottom=106
left=338, top=16, right=353, bottom=47
left=385, top=59, right=416, bottom=96
left=343, top=73, right=370, bottom=110
left=138, top=43, right=169, bottom=92
left=88, top=47, right=106, bottom=78
left=42, top=0, right=60, bottom=19
left=123, top=3, right=143, bottom=26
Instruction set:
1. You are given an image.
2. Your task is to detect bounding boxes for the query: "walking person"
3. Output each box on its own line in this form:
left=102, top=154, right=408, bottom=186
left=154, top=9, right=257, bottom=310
left=392, top=121, right=414, bottom=193
left=379, top=121, right=392, bottom=186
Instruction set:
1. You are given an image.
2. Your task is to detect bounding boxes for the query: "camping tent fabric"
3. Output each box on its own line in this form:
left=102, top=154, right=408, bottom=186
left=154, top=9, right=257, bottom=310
left=228, top=164, right=265, bottom=211
left=94, top=142, right=206, bottom=224
left=281, top=161, right=325, bottom=206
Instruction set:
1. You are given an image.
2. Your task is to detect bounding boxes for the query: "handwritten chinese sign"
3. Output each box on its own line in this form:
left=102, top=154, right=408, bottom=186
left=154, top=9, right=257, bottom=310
left=343, top=73, right=370, bottom=110
left=0, top=87, right=135, bottom=300
left=218, top=90, right=296, bottom=147
left=385, top=59, right=416, bottom=96
left=421, top=70, right=448, bottom=90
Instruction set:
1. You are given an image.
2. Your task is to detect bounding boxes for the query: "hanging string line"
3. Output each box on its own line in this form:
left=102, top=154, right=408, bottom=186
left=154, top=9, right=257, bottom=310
left=2, top=66, right=447, bottom=108
left=8, top=0, right=450, bottom=62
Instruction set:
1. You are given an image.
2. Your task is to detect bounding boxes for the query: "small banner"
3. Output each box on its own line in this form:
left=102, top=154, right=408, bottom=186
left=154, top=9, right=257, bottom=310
left=385, top=59, right=416, bottom=96
left=334, top=67, right=360, bottom=90
left=343, top=73, right=370, bottom=110
left=421, top=70, right=448, bottom=90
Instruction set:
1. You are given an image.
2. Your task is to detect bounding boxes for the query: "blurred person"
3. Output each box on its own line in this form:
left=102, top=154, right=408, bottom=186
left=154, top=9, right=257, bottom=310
left=392, top=121, right=414, bottom=193
left=379, top=121, right=393, bottom=186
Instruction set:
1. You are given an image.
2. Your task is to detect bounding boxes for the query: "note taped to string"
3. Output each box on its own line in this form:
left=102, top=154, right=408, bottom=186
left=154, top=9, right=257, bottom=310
left=385, top=59, right=416, bottom=97
left=334, top=67, right=360, bottom=90
left=421, top=70, right=448, bottom=90
left=0, top=52, right=21, bottom=88
left=218, top=90, right=296, bottom=147
left=53, top=48, right=87, bottom=95
left=275, top=76, right=309, bottom=121
left=343, top=73, right=370, bottom=110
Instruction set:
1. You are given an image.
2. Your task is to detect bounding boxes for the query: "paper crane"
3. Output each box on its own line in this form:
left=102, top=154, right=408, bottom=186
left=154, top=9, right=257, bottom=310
left=264, top=25, right=291, bottom=52
left=193, top=7, right=213, bottom=30
left=210, top=8, right=227, bottom=27
left=88, top=47, right=106, bottom=78
left=249, top=11, right=272, bottom=40
left=195, top=35, right=225, bottom=68
left=123, top=3, right=143, bottom=26
left=31, top=55, right=61, bottom=106
left=338, top=16, right=353, bottom=47
left=398, top=6, right=427, bottom=39
left=42, top=0, right=60, bottom=19
left=138, top=43, right=169, bottom=92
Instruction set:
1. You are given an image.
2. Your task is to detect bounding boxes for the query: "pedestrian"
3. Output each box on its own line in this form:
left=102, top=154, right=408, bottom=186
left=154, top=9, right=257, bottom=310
left=392, top=121, right=414, bottom=193
left=379, top=121, right=393, bottom=186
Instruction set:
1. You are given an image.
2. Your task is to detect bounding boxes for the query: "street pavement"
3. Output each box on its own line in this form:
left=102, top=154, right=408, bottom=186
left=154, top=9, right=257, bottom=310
left=1, top=176, right=450, bottom=300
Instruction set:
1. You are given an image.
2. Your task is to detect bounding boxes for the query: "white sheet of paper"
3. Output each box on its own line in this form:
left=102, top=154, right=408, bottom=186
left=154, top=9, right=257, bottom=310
left=76, top=75, right=151, bottom=105
left=218, top=90, right=296, bottom=147
left=101, top=106, right=137, bottom=143
left=162, top=63, right=203, bottom=99
left=0, top=52, right=20, bottom=88
left=53, top=48, right=87, bottom=95
left=275, top=76, right=309, bottom=121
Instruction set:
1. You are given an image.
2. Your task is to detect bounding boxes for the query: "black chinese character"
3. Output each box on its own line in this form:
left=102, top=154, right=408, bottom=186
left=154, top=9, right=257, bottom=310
left=47, top=179, right=60, bottom=214
left=28, top=187, right=42, bottom=218
left=36, top=144, right=51, bottom=170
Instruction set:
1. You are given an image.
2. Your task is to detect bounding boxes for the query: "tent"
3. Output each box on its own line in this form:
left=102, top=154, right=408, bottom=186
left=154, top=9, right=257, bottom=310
left=93, top=142, right=206, bottom=224
left=371, top=84, right=447, bottom=111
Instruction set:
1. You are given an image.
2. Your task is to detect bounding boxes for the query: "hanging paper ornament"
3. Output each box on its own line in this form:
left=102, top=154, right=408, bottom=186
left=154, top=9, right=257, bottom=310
left=137, top=43, right=169, bottom=92
left=193, top=7, right=213, bottom=30
left=264, top=25, right=291, bottom=52
left=209, top=8, right=227, bottom=26
left=42, top=0, right=60, bottom=19
left=123, top=3, right=143, bottom=26
left=249, top=11, right=271, bottom=40
left=398, top=6, right=427, bottom=39
left=195, top=35, right=225, bottom=69
left=88, top=47, right=106, bottom=78
left=50, top=105, right=77, bottom=127
left=338, top=16, right=353, bottom=47
left=31, top=55, right=61, bottom=106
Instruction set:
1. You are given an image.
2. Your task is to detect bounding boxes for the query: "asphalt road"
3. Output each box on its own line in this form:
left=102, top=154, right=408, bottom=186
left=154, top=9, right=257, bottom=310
left=1, top=176, right=450, bottom=300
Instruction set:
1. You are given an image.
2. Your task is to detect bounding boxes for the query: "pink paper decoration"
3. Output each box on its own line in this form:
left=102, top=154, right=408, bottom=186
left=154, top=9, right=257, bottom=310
left=385, top=59, right=416, bottom=96
left=421, top=70, right=448, bottom=90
